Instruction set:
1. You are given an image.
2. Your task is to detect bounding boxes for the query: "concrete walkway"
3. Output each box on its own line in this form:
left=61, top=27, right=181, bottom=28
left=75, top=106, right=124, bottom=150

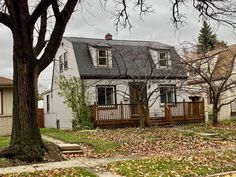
left=0, top=156, right=141, bottom=176
left=42, top=135, right=66, bottom=144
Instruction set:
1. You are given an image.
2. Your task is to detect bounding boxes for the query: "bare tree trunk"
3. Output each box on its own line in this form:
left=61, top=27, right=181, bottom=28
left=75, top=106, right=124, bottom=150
left=137, top=102, right=145, bottom=128
left=212, top=101, right=219, bottom=126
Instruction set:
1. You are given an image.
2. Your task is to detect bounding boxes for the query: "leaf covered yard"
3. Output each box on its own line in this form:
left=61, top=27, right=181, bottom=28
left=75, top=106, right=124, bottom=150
left=3, top=167, right=97, bottom=177
left=108, top=150, right=236, bottom=177
left=1, top=122, right=236, bottom=176
left=41, top=122, right=236, bottom=176
left=42, top=125, right=236, bottom=158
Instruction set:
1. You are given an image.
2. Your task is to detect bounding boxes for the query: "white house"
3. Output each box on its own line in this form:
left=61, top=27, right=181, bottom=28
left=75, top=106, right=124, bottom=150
left=0, top=76, right=13, bottom=136
left=43, top=34, right=192, bottom=129
left=187, top=44, right=236, bottom=120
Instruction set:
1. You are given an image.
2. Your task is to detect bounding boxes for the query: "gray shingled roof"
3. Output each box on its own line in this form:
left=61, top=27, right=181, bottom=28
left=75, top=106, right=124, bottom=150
left=64, top=37, right=187, bottom=79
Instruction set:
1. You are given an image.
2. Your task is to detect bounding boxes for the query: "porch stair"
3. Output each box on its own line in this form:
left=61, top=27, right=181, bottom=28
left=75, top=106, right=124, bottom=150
left=57, top=144, right=83, bottom=154
left=150, top=118, right=172, bottom=127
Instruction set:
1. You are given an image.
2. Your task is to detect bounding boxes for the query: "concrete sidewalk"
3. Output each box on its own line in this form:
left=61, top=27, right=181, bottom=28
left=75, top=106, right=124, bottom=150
left=42, top=135, right=66, bottom=144
left=0, top=157, right=141, bottom=176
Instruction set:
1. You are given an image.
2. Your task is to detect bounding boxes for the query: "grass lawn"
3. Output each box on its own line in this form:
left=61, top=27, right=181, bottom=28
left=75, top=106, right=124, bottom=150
left=41, top=128, right=120, bottom=154
left=3, top=167, right=98, bottom=177
left=0, top=136, right=10, bottom=148
left=108, top=150, right=236, bottom=177
left=41, top=123, right=236, bottom=158
left=183, top=120, right=236, bottom=140
left=41, top=121, right=236, bottom=176
left=0, top=136, right=13, bottom=168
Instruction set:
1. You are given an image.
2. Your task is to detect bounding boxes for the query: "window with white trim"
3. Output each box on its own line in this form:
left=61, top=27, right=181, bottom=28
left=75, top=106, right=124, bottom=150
left=97, top=86, right=116, bottom=105
left=160, top=85, right=176, bottom=104
left=97, top=49, right=108, bottom=66
left=159, top=52, right=168, bottom=67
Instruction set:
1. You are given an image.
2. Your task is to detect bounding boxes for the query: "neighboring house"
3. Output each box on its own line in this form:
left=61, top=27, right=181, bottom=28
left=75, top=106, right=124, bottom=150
left=43, top=34, right=199, bottom=129
left=187, top=44, right=236, bottom=120
left=0, top=76, right=13, bottom=136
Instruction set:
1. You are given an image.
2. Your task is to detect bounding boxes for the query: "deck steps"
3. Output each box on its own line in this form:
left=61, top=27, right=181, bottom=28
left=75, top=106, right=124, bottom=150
left=61, top=150, right=84, bottom=154
left=150, top=118, right=171, bottom=127
left=57, top=144, right=83, bottom=154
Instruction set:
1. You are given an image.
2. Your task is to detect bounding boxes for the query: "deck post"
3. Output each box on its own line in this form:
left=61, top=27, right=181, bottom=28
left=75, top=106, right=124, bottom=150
left=120, top=101, right=123, bottom=125
left=95, top=102, right=99, bottom=126
left=165, top=104, right=174, bottom=126
left=183, top=99, right=186, bottom=120
left=202, top=99, right=205, bottom=121
left=91, top=102, right=96, bottom=125
left=145, top=107, right=151, bottom=127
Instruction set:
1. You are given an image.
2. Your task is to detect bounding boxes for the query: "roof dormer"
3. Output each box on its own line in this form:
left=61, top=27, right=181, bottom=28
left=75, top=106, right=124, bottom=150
left=149, top=48, right=171, bottom=69
left=88, top=44, right=112, bottom=68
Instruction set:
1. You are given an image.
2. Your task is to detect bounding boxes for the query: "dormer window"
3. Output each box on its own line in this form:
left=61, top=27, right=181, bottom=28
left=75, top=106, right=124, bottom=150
left=159, top=52, right=168, bottom=67
left=98, top=49, right=108, bottom=66
left=148, top=48, right=171, bottom=69
left=88, top=45, right=112, bottom=68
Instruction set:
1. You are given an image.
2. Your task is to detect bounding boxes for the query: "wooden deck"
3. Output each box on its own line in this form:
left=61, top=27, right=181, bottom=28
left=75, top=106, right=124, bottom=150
left=90, top=100, right=205, bottom=127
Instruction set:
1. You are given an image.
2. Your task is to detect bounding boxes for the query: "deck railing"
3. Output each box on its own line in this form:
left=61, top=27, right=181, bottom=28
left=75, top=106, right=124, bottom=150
left=91, top=100, right=205, bottom=127
left=91, top=102, right=147, bottom=126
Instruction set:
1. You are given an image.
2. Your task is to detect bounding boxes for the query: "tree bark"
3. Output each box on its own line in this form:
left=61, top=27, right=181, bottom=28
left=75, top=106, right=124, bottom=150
left=212, top=101, right=219, bottom=126
left=0, top=0, right=79, bottom=162
left=137, top=102, right=145, bottom=128
left=0, top=43, right=44, bottom=161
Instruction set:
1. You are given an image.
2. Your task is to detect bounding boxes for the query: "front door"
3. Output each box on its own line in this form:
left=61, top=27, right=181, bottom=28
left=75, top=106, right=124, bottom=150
left=129, top=82, right=148, bottom=117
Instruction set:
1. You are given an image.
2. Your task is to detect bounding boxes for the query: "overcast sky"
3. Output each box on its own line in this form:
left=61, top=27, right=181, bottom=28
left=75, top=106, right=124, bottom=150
left=0, top=1, right=235, bottom=91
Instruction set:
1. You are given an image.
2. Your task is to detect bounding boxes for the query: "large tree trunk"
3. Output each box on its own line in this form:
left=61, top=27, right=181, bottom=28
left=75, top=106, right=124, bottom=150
left=137, top=102, right=145, bottom=128
left=212, top=101, right=219, bottom=126
left=0, top=45, right=45, bottom=161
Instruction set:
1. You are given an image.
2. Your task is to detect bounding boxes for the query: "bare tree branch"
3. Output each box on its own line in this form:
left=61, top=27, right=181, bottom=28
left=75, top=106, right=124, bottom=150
left=172, top=0, right=236, bottom=27
left=30, top=0, right=52, bottom=27
left=0, top=12, right=13, bottom=30
left=33, top=11, right=47, bottom=57
left=37, top=0, right=79, bottom=74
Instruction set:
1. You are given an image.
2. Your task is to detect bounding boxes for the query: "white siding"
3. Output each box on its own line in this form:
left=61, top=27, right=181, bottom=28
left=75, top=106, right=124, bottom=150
left=46, top=76, right=188, bottom=129
left=44, top=38, right=80, bottom=129
left=52, top=38, right=80, bottom=90
left=0, top=115, right=12, bottom=136
left=45, top=38, right=190, bottom=129
left=3, top=88, right=13, bottom=115
left=0, top=88, right=13, bottom=136
left=88, top=45, right=98, bottom=67
left=86, top=79, right=188, bottom=118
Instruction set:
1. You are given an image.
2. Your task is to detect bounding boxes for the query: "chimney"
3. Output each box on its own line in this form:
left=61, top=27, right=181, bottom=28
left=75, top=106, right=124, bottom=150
left=105, top=33, right=112, bottom=40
